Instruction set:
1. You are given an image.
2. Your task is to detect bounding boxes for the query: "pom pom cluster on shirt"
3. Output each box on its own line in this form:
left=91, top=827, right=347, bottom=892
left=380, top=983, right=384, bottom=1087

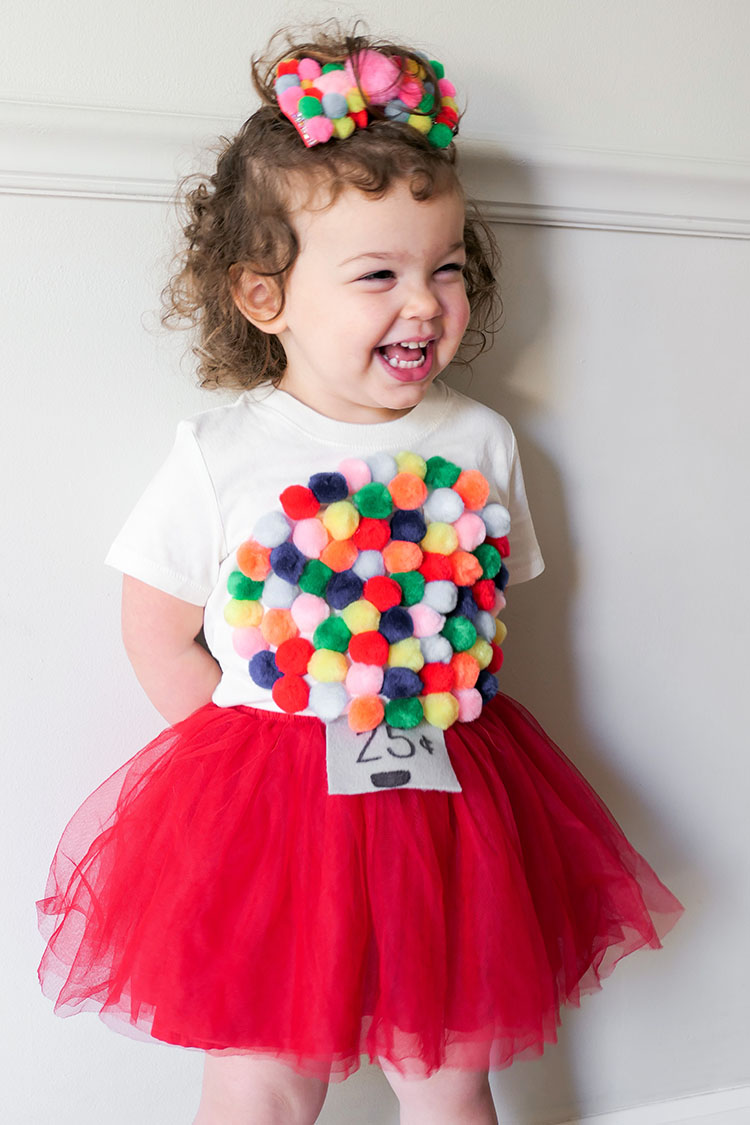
left=224, top=450, right=511, bottom=733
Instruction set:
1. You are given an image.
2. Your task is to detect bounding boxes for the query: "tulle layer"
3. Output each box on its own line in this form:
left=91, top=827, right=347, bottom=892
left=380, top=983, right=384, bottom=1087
left=37, top=693, right=683, bottom=1082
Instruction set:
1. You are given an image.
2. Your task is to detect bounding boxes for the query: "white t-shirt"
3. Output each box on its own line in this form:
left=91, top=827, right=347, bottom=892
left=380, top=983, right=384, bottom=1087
left=106, top=380, right=544, bottom=713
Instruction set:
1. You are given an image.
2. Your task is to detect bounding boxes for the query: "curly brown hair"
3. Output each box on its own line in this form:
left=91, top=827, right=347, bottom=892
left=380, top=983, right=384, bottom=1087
left=160, top=21, right=500, bottom=391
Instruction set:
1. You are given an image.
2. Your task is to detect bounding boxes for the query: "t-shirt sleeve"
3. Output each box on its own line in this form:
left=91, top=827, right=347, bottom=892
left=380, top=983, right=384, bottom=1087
left=104, top=421, right=227, bottom=606
left=491, top=420, right=545, bottom=585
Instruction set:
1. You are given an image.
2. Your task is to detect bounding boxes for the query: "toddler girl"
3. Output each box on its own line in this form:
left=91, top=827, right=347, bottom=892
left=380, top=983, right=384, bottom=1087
left=37, top=23, right=684, bottom=1125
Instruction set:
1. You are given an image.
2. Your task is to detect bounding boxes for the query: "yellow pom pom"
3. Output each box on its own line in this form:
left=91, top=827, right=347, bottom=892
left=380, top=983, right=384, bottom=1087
left=440, top=96, right=458, bottom=111
left=322, top=499, right=360, bottom=541
left=404, top=58, right=420, bottom=75
left=347, top=90, right=366, bottom=113
left=308, top=649, right=348, bottom=682
left=494, top=619, right=508, bottom=645
left=395, top=451, right=427, bottom=478
left=333, top=116, right=355, bottom=139
left=301, top=79, right=314, bottom=89
left=469, top=638, right=493, bottom=669
left=421, top=522, right=459, bottom=555
left=224, top=599, right=263, bottom=627
left=407, top=113, right=432, bottom=135
left=387, top=638, right=424, bottom=672
left=422, top=692, right=460, bottom=730
left=341, top=599, right=381, bottom=634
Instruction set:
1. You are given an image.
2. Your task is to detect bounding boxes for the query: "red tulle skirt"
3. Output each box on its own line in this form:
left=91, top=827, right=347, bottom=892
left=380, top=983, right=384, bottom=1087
left=37, top=693, right=683, bottom=1082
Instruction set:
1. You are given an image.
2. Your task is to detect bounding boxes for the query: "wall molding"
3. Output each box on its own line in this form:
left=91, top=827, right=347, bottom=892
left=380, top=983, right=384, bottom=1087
left=1, top=99, right=749, bottom=238
left=554, top=1084, right=750, bottom=1125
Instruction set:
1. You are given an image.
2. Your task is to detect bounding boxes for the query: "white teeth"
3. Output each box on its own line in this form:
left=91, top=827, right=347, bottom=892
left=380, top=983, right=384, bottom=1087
left=386, top=355, right=424, bottom=369
left=397, top=340, right=429, bottom=348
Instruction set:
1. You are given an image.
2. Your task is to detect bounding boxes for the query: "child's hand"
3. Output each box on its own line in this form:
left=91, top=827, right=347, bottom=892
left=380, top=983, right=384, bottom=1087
left=121, top=576, right=221, bottom=724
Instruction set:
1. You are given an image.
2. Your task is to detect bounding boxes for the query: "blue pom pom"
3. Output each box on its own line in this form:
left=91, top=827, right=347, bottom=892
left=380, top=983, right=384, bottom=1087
left=496, top=563, right=510, bottom=591
left=262, top=572, right=298, bottom=608
left=453, top=586, right=478, bottom=620
left=270, top=540, right=307, bottom=584
left=384, top=101, right=410, bottom=122
left=327, top=569, right=364, bottom=609
left=379, top=606, right=414, bottom=643
left=476, top=669, right=499, bottom=702
left=308, top=471, right=349, bottom=503
left=275, top=74, right=301, bottom=95
left=382, top=666, right=422, bottom=698
left=249, top=650, right=281, bottom=688
left=321, top=91, right=348, bottom=118
left=390, top=509, right=427, bottom=542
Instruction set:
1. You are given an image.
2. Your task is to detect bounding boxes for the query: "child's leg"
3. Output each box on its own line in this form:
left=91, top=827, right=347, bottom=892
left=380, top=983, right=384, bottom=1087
left=194, top=1052, right=329, bottom=1125
left=379, top=1059, right=498, bottom=1125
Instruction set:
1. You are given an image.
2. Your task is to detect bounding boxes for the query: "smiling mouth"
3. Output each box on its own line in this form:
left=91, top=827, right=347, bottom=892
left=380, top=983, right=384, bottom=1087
left=377, top=340, right=430, bottom=370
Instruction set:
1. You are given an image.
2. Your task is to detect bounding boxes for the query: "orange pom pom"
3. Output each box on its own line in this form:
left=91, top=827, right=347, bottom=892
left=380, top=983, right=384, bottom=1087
left=453, top=470, right=490, bottom=510
left=449, top=550, right=483, bottom=585
left=236, top=539, right=271, bottom=580
left=382, top=541, right=423, bottom=573
left=388, top=472, right=428, bottom=510
left=451, top=651, right=480, bottom=689
left=260, top=609, right=299, bottom=646
left=348, top=694, right=385, bottom=733
left=320, top=538, right=359, bottom=572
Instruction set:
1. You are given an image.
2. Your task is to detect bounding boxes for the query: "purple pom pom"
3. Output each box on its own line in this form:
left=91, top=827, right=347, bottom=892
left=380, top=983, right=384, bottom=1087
left=476, top=669, right=499, bottom=702
left=454, top=586, right=479, bottom=620
left=390, top=509, right=427, bottom=542
left=249, top=650, right=281, bottom=688
left=496, top=563, right=510, bottom=592
left=327, top=569, right=364, bottom=609
left=308, top=471, right=349, bottom=503
left=270, top=541, right=307, bottom=584
left=379, top=606, right=414, bottom=644
left=382, top=666, right=422, bottom=698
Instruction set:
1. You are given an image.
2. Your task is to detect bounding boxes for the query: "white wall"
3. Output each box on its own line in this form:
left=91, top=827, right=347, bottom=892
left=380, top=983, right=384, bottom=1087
left=3, top=3, right=749, bottom=1123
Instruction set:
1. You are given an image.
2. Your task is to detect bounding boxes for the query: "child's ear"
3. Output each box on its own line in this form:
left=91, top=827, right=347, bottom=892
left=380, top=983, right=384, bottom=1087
left=230, top=266, right=286, bottom=334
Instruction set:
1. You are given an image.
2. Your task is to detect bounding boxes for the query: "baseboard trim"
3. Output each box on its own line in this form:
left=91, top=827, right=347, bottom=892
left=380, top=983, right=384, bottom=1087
left=554, top=1084, right=750, bottom=1125
left=1, top=99, right=749, bottom=238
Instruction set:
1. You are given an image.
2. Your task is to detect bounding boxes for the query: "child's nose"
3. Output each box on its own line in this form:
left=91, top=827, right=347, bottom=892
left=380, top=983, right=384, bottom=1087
left=401, top=280, right=442, bottom=321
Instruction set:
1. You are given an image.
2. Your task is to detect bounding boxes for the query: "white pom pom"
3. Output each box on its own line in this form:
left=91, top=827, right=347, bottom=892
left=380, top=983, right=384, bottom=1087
left=419, top=634, right=453, bottom=663
left=309, top=681, right=349, bottom=722
left=253, top=510, right=292, bottom=548
left=424, top=487, right=464, bottom=523
left=262, top=573, right=298, bottom=608
left=366, top=451, right=399, bottom=483
left=474, top=610, right=496, bottom=642
left=481, top=503, right=511, bottom=537
left=352, top=550, right=385, bottom=579
left=422, top=579, right=458, bottom=614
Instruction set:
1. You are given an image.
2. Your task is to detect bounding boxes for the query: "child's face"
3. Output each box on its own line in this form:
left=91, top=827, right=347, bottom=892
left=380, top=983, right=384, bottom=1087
left=274, top=180, right=470, bottom=423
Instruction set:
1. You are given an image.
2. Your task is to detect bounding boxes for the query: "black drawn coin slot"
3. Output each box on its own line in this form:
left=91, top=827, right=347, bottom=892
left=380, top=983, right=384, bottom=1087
left=370, top=770, right=412, bottom=788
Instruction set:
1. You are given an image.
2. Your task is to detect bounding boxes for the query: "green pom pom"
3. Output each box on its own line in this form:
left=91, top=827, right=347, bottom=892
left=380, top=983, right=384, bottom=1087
left=313, top=616, right=352, bottom=653
left=322, top=62, right=345, bottom=73
left=473, top=543, right=502, bottom=579
left=353, top=481, right=393, bottom=519
left=429, top=59, right=445, bottom=80
left=424, top=455, right=461, bottom=488
left=427, top=122, right=454, bottom=149
left=391, top=571, right=425, bottom=606
left=299, top=95, right=323, bottom=119
left=417, top=92, right=435, bottom=114
left=385, top=696, right=424, bottom=729
left=299, top=559, right=333, bottom=596
left=441, top=616, right=477, bottom=652
left=227, top=571, right=264, bottom=600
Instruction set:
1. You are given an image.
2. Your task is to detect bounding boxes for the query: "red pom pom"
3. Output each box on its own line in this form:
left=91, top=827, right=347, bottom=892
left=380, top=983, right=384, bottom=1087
left=348, top=630, right=389, bottom=665
left=437, top=107, right=459, bottom=125
left=352, top=518, right=391, bottom=550
left=489, top=644, right=505, bottom=673
left=305, top=85, right=323, bottom=100
left=276, top=637, right=314, bottom=675
left=419, top=553, right=452, bottom=581
left=472, top=579, right=496, bottom=611
left=272, top=674, right=310, bottom=713
left=351, top=109, right=369, bottom=129
left=279, top=484, right=320, bottom=520
left=363, top=576, right=402, bottom=611
left=419, top=662, right=456, bottom=693
left=487, top=535, right=510, bottom=558
left=277, top=60, right=300, bottom=76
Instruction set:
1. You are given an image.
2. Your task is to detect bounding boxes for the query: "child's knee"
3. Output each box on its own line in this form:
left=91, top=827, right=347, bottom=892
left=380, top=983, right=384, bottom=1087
left=197, top=1053, right=329, bottom=1125
left=380, top=1060, right=493, bottom=1114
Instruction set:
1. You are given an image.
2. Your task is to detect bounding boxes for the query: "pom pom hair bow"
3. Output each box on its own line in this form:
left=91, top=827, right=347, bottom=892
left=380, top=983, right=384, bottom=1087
left=273, top=49, right=459, bottom=149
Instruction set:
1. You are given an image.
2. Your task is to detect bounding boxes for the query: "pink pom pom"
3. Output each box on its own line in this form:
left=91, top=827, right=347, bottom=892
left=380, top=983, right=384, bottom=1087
left=307, top=116, right=334, bottom=142
left=293, top=517, right=329, bottom=558
left=397, top=76, right=423, bottom=109
left=316, top=69, right=352, bottom=95
left=455, top=688, right=483, bottom=722
left=493, top=590, right=507, bottom=614
left=298, top=58, right=322, bottom=80
left=291, top=593, right=330, bottom=633
left=345, top=50, right=401, bottom=103
left=454, top=512, right=486, bottom=551
left=408, top=604, right=445, bottom=638
left=345, top=663, right=384, bottom=696
left=232, top=627, right=268, bottom=659
left=278, top=86, right=304, bottom=115
left=438, top=78, right=456, bottom=97
left=338, top=457, right=372, bottom=492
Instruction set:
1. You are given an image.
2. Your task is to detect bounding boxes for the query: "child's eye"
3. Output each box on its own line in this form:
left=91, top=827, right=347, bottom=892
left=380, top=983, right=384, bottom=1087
left=359, top=269, right=395, bottom=282
left=436, top=262, right=465, bottom=275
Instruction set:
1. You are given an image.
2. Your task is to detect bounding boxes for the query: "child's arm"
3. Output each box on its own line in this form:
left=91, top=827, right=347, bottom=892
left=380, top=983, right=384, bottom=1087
left=121, top=575, right=221, bottom=725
